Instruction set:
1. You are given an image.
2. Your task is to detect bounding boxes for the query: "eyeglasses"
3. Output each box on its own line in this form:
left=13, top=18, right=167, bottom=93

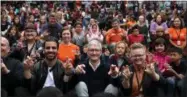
left=131, top=54, right=145, bottom=58
left=88, top=49, right=101, bottom=52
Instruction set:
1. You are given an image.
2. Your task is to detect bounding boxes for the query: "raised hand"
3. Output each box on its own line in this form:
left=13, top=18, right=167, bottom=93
left=23, top=56, right=34, bottom=70
left=75, top=64, right=86, bottom=74
left=75, top=48, right=81, bottom=59
left=1, top=59, right=10, bottom=74
left=144, top=63, right=155, bottom=75
left=63, top=58, right=74, bottom=75
left=108, top=64, right=119, bottom=77
left=121, top=65, right=132, bottom=80
left=145, top=63, right=160, bottom=81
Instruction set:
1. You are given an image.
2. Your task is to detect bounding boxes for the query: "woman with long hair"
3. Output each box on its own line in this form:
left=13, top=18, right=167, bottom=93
left=168, top=17, right=187, bottom=49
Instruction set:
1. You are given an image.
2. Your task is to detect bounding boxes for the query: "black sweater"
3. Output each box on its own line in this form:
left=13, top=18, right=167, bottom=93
left=76, top=59, right=115, bottom=96
left=1, top=56, right=24, bottom=96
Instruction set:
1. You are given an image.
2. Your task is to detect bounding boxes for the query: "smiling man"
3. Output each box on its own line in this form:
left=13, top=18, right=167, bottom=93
left=121, top=43, right=167, bottom=97
left=1, top=37, right=23, bottom=96
left=23, top=36, right=73, bottom=95
left=74, top=39, right=119, bottom=97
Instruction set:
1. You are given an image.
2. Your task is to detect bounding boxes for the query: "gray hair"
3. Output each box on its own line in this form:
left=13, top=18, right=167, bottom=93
left=87, top=39, right=102, bottom=50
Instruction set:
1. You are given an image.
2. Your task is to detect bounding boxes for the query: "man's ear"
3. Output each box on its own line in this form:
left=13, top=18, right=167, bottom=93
left=7, top=46, right=10, bottom=53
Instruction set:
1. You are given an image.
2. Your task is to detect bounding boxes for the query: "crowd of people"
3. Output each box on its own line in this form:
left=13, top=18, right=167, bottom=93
left=1, top=1, right=187, bottom=97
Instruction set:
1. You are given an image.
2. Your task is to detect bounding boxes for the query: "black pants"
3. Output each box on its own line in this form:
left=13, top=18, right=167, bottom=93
left=14, top=87, right=32, bottom=97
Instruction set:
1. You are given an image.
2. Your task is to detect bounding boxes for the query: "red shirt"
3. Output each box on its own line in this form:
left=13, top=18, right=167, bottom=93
left=128, top=34, right=144, bottom=45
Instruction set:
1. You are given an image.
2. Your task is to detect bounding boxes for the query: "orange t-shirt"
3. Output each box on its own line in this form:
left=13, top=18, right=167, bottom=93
left=105, top=28, right=127, bottom=44
left=168, top=27, right=187, bottom=46
left=127, top=21, right=136, bottom=28
left=57, top=43, right=79, bottom=65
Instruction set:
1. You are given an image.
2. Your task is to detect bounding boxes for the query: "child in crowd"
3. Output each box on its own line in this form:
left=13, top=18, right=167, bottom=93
left=80, top=44, right=88, bottom=63
left=153, top=38, right=170, bottom=73
left=128, top=25, right=146, bottom=46
left=150, top=26, right=169, bottom=52
left=109, top=41, right=129, bottom=69
left=72, top=22, right=85, bottom=53
left=165, top=47, right=187, bottom=97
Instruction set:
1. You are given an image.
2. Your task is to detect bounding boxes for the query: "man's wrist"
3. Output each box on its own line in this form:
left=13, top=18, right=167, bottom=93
left=152, top=72, right=160, bottom=81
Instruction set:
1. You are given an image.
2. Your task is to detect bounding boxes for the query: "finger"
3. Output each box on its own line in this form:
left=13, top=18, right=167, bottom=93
left=110, top=64, right=116, bottom=70
left=146, top=64, right=151, bottom=69
left=108, top=70, right=112, bottom=75
left=80, top=64, right=86, bottom=68
left=121, top=66, right=125, bottom=71
left=124, top=65, right=129, bottom=70
left=67, top=64, right=73, bottom=69
left=27, top=56, right=32, bottom=60
left=144, top=68, right=150, bottom=73
left=80, top=67, right=86, bottom=74
left=65, top=57, right=69, bottom=63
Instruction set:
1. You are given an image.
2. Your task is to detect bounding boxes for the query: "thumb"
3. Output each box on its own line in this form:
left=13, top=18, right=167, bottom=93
left=144, top=68, right=150, bottom=73
left=80, top=64, right=86, bottom=68
left=108, top=70, right=112, bottom=75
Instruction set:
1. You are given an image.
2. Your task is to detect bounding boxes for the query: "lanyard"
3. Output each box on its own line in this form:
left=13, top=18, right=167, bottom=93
left=175, top=29, right=181, bottom=40
left=27, top=42, right=36, bottom=56
left=135, top=71, right=144, bottom=92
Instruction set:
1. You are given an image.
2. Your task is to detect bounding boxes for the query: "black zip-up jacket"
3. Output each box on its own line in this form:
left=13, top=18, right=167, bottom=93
left=23, top=59, right=68, bottom=95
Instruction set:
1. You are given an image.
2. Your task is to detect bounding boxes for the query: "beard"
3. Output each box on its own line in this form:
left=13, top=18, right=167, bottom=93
left=45, top=52, right=57, bottom=61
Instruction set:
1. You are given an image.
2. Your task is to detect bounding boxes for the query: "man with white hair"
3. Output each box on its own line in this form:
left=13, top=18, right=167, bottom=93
left=74, top=39, right=119, bottom=97
left=1, top=37, right=23, bottom=96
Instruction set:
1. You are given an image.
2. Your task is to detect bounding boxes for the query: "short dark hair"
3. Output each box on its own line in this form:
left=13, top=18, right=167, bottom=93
left=112, top=18, right=120, bottom=23
left=74, top=21, right=83, bottom=27
left=36, top=87, right=63, bottom=97
left=43, top=36, right=59, bottom=49
left=130, top=24, right=140, bottom=32
left=167, top=46, right=183, bottom=55
left=154, top=38, right=167, bottom=51
left=154, top=38, right=166, bottom=46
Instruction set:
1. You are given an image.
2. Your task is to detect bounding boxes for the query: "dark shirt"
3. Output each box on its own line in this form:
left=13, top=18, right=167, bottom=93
left=171, top=59, right=187, bottom=75
left=40, top=23, right=62, bottom=40
left=76, top=59, right=114, bottom=96
left=1, top=56, right=24, bottom=96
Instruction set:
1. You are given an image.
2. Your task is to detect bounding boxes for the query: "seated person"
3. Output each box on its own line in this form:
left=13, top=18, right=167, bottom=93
left=120, top=43, right=167, bottom=97
left=1, top=37, right=23, bottom=96
left=109, top=41, right=129, bottom=69
left=128, top=25, right=146, bottom=46
left=166, top=47, right=187, bottom=97
left=23, top=37, right=74, bottom=95
left=74, top=39, right=119, bottom=97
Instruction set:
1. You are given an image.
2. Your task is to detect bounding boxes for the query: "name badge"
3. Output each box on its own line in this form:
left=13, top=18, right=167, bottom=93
left=177, top=40, right=181, bottom=46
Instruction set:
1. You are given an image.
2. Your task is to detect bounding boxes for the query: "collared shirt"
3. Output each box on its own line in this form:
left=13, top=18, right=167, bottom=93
left=89, top=60, right=100, bottom=71
left=43, top=67, right=56, bottom=88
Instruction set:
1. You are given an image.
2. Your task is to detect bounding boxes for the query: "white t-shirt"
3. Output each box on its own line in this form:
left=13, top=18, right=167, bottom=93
left=43, top=67, right=56, bottom=88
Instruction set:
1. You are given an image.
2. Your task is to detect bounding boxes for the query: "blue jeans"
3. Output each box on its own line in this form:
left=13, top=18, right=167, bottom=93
left=166, top=77, right=175, bottom=97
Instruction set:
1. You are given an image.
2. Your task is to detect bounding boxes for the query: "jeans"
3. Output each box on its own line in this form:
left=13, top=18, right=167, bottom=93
left=166, top=77, right=175, bottom=97
left=75, top=81, right=118, bottom=97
